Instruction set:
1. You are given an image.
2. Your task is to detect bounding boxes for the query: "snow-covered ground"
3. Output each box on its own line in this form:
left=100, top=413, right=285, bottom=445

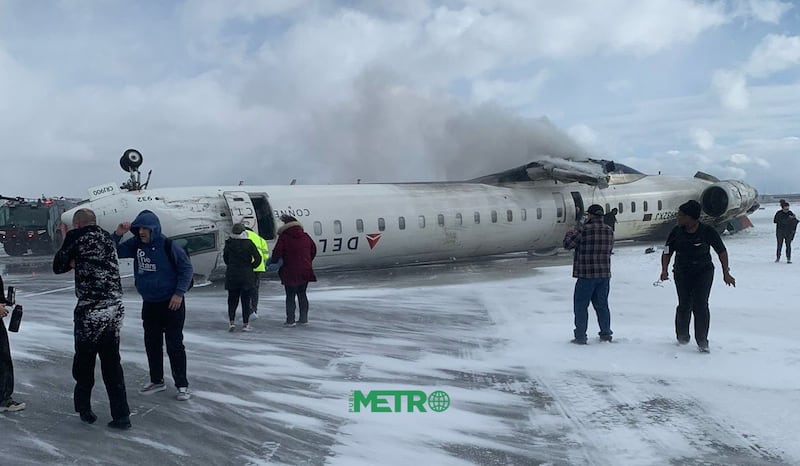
left=0, top=203, right=797, bottom=465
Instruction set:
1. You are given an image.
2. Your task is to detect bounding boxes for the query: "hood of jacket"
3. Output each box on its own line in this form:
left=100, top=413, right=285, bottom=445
left=278, top=221, right=304, bottom=237
left=131, top=210, right=164, bottom=243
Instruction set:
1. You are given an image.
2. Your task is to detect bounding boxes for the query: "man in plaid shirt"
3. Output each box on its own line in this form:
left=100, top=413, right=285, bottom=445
left=563, top=204, right=614, bottom=344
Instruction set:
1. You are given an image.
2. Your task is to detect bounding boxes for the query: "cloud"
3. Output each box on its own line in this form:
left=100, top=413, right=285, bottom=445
left=470, top=71, right=550, bottom=107
left=736, top=0, right=793, bottom=23
left=744, top=34, right=800, bottom=78
left=692, top=128, right=716, bottom=150
left=729, top=153, right=770, bottom=168
left=711, top=69, right=750, bottom=110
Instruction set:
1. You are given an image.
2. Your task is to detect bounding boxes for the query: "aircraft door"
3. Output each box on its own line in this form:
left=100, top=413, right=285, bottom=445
left=223, top=191, right=258, bottom=232
left=570, top=191, right=585, bottom=222
left=552, top=192, right=566, bottom=223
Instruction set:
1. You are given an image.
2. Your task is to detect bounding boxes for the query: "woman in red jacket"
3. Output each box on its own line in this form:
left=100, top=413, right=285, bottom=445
left=270, top=215, right=317, bottom=326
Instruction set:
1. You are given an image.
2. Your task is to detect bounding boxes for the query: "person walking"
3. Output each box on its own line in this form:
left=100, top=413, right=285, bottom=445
left=660, top=200, right=736, bottom=353
left=270, top=215, right=317, bottom=326
left=0, top=274, right=25, bottom=413
left=112, top=210, right=194, bottom=401
left=53, top=208, right=131, bottom=428
left=245, top=226, right=269, bottom=319
left=563, top=204, right=614, bottom=344
left=223, top=224, right=262, bottom=332
left=774, top=199, right=798, bottom=264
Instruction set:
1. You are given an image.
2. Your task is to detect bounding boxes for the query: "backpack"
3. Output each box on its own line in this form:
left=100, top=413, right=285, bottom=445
left=164, top=238, right=195, bottom=290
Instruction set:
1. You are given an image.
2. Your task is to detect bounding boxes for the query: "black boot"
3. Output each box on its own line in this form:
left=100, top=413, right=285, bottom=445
left=79, top=410, right=98, bottom=424
left=107, top=417, right=132, bottom=429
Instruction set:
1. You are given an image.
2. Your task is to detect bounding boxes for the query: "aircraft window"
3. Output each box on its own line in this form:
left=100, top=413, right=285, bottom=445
left=536, top=208, right=542, bottom=220
left=521, top=209, right=527, bottom=221
left=506, top=210, right=513, bottom=222
left=314, top=221, right=322, bottom=236
left=455, top=213, right=462, bottom=226
left=556, top=207, right=563, bottom=218
left=630, top=202, right=636, bottom=213
left=605, top=203, right=610, bottom=213
left=170, top=233, right=216, bottom=256
left=378, top=217, right=386, bottom=231
left=643, top=201, right=649, bottom=212
left=418, top=215, right=426, bottom=228
left=398, top=216, right=406, bottom=230
left=474, top=212, right=480, bottom=224
left=618, top=202, right=624, bottom=214
left=658, top=200, right=663, bottom=211
left=334, top=220, right=342, bottom=235
left=356, top=219, right=364, bottom=233
left=437, top=214, right=444, bottom=227
left=491, top=210, right=498, bottom=223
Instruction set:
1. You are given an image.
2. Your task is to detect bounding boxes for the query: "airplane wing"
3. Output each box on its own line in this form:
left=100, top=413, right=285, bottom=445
left=470, top=157, right=611, bottom=188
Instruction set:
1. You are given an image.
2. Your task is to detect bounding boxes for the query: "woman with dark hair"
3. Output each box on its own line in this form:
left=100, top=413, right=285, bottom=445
left=774, top=199, right=798, bottom=264
left=659, top=200, right=736, bottom=353
left=223, top=223, right=262, bottom=332
left=270, top=215, right=317, bottom=326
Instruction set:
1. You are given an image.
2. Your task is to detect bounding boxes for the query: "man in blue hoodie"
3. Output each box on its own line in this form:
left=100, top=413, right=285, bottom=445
left=112, top=210, right=194, bottom=401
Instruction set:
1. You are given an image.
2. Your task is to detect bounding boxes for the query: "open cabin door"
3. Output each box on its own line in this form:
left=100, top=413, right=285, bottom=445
left=570, top=191, right=585, bottom=222
left=223, top=191, right=258, bottom=233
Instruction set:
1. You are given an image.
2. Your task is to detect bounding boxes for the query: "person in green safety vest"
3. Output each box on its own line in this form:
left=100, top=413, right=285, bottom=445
left=245, top=226, right=270, bottom=319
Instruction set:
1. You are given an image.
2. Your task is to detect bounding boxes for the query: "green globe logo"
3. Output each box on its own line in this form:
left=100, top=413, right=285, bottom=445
left=427, top=390, right=451, bottom=412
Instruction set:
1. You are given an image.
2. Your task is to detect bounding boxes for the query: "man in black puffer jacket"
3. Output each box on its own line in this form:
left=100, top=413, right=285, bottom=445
left=53, top=208, right=131, bottom=429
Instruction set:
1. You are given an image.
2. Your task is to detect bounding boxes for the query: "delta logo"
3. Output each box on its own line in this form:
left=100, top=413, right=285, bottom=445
left=366, top=233, right=382, bottom=249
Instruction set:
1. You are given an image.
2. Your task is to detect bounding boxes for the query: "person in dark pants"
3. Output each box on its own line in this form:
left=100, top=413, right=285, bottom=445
left=660, top=200, right=736, bottom=353
left=0, top=274, right=25, bottom=413
left=112, top=210, right=194, bottom=401
left=53, top=208, right=130, bottom=428
left=604, top=208, right=618, bottom=253
left=224, top=223, right=262, bottom=332
left=774, top=200, right=798, bottom=264
left=563, top=204, right=615, bottom=344
left=245, top=226, right=269, bottom=319
left=270, top=215, right=317, bottom=326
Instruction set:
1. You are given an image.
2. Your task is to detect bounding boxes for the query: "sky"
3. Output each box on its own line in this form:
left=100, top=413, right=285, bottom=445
left=0, top=0, right=798, bottom=199
left=1, top=203, right=799, bottom=465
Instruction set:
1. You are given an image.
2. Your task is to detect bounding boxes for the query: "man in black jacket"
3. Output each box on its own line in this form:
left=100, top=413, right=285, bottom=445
left=53, top=208, right=131, bottom=429
left=0, top=274, right=25, bottom=412
left=774, top=200, right=798, bottom=264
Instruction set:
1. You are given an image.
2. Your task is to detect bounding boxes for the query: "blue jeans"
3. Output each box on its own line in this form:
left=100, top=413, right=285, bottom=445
left=573, top=278, right=612, bottom=341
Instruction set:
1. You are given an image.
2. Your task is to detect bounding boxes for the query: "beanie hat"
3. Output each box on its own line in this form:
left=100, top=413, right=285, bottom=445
left=232, top=223, right=246, bottom=235
left=679, top=200, right=702, bottom=220
left=586, top=204, right=604, bottom=216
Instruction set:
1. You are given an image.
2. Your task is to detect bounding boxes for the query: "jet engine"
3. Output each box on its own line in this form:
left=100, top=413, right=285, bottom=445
left=700, top=180, right=759, bottom=221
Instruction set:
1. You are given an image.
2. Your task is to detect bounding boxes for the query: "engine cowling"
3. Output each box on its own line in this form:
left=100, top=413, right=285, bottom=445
left=700, top=180, right=759, bottom=221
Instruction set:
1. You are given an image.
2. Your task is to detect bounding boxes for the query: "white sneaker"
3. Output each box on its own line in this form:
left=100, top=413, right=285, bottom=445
left=249, top=312, right=258, bottom=321
left=176, top=387, right=192, bottom=401
left=139, top=382, right=166, bottom=395
left=228, top=323, right=236, bottom=332
left=242, top=324, right=252, bottom=332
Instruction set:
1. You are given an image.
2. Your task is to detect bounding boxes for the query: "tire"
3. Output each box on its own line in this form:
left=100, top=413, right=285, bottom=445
left=3, top=242, right=26, bottom=256
left=120, top=149, right=143, bottom=171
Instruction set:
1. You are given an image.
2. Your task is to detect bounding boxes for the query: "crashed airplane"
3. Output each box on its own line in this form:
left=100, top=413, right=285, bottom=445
left=63, top=150, right=759, bottom=282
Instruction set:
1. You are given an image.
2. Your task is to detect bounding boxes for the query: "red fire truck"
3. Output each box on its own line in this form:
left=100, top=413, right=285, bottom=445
left=0, top=196, right=81, bottom=256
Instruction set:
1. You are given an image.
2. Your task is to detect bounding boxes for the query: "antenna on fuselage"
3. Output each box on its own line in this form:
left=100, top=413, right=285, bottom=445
left=119, top=149, right=147, bottom=191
